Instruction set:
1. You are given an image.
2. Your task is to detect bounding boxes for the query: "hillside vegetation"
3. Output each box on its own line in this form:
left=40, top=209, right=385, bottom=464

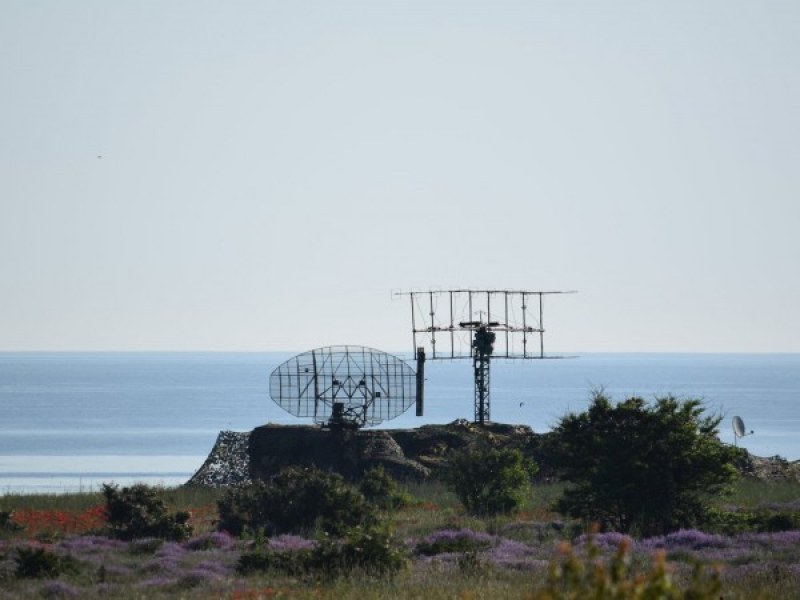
left=2, top=395, right=799, bottom=598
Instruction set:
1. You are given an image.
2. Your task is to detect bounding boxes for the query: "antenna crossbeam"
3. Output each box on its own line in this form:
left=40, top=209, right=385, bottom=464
left=414, top=326, right=544, bottom=333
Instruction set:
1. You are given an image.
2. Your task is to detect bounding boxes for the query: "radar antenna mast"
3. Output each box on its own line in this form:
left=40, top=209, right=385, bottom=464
left=397, top=289, right=574, bottom=425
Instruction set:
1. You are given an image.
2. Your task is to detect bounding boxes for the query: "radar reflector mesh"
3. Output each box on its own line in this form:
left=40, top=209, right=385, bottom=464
left=269, top=345, right=416, bottom=427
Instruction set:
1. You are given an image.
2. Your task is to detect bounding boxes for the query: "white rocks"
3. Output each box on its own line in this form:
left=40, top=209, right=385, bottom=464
left=185, top=431, right=251, bottom=487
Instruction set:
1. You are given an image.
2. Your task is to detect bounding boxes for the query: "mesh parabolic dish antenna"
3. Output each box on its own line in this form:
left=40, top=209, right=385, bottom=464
left=269, top=345, right=416, bottom=428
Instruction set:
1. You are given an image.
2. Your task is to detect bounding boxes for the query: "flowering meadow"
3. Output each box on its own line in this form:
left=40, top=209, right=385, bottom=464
left=1, top=481, right=800, bottom=599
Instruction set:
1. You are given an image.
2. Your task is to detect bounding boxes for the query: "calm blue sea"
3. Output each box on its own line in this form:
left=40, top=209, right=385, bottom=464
left=1, top=352, right=798, bottom=494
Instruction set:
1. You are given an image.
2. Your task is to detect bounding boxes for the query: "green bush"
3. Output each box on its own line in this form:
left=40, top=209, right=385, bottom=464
left=708, top=507, right=800, bottom=535
left=309, top=526, right=408, bottom=577
left=0, top=510, right=21, bottom=534
left=359, top=465, right=410, bottom=510
left=102, top=483, right=192, bottom=541
left=218, top=466, right=376, bottom=537
left=760, top=511, right=800, bottom=532
left=14, top=546, right=77, bottom=579
left=547, top=393, right=739, bottom=536
left=216, top=482, right=270, bottom=537
left=446, top=445, right=537, bottom=515
left=237, top=526, right=407, bottom=578
left=705, top=508, right=751, bottom=535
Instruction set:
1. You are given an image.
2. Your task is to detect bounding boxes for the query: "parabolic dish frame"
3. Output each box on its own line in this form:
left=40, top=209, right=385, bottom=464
left=269, top=345, right=417, bottom=428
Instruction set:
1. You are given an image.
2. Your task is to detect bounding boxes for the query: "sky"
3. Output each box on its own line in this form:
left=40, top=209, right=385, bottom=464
left=1, top=1, right=798, bottom=353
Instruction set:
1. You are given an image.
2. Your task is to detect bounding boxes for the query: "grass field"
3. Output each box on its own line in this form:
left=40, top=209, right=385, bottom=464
left=1, top=478, right=799, bottom=598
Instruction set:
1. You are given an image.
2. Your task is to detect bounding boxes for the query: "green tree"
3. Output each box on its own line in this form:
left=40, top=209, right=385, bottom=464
left=446, top=445, right=537, bottom=515
left=548, top=393, right=739, bottom=536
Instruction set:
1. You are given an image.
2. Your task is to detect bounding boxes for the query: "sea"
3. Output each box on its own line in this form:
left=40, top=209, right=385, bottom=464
left=1, top=352, right=798, bottom=495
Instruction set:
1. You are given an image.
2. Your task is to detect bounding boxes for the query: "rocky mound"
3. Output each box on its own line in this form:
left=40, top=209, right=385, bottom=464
left=737, top=451, right=800, bottom=483
left=186, top=431, right=252, bottom=487
left=186, top=422, right=799, bottom=487
left=186, top=421, right=535, bottom=487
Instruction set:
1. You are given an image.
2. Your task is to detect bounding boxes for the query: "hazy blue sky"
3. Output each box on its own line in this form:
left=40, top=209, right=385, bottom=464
left=1, top=1, right=798, bottom=352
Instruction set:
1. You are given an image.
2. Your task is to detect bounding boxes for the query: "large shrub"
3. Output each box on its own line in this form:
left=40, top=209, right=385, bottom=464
left=14, top=546, right=78, bottom=579
left=309, top=525, right=407, bottom=577
left=446, top=445, right=537, bottom=515
left=358, top=465, right=410, bottom=510
left=547, top=393, right=739, bottom=536
left=102, top=483, right=191, bottom=541
left=0, top=510, right=21, bottom=534
left=218, top=466, right=375, bottom=536
left=237, top=525, right=407, bottom=578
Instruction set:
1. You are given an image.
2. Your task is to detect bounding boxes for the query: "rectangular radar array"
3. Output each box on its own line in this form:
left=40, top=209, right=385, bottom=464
left=401, top=289, right=571, bottom=361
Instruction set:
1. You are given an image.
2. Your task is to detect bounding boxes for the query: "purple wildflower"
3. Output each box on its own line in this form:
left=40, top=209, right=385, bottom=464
left=268, top=534, right=317, bottom=552
left=39, top=580, right=81, bottom=599
left=0, top=557, right=16, bottom=579
left=139, top=575, right=178, bottom=588
left=689, top=546, right=756, bottom=563
left=99, top=564, right=134, bottom=578
left=139, top=555, right=180, bottom=575
left=640, top=529, right=727, bottom=552
left=484, top=538, right=544, bottom=570
left=156, top=541, right=187, bottom=560
left=178, top=567, right=224, bottom=588
left=193, top=559, right=235, bottom=577
left=59, top=535, right=126, bottom=554
left=740, top=530, right=800, bottom=548
left=576, top=531, right=633, bottom=550
left=723, top=561, right=800, bottom=584
left=186, top=531, right=236, bottom=551
left=417, top=551, right=462, bottom=566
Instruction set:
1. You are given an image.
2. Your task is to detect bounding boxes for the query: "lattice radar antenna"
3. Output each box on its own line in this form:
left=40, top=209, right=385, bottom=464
left=397, top=289, right=574, bottom=425
left=269, top=345, right=417, bottom=429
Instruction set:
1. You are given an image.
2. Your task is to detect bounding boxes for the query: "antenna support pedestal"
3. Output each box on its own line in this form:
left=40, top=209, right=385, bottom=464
left=474, top=351, right=490, bottom=425
left=415, top=347, right=425, bottom=417
left=326, top=402, right=360, bottom=431
left=472, top=326, right=495, bottom=425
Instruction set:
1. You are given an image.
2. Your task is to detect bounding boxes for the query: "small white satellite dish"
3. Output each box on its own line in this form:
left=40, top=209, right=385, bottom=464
left=732, top=416, right=754, bottom=446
